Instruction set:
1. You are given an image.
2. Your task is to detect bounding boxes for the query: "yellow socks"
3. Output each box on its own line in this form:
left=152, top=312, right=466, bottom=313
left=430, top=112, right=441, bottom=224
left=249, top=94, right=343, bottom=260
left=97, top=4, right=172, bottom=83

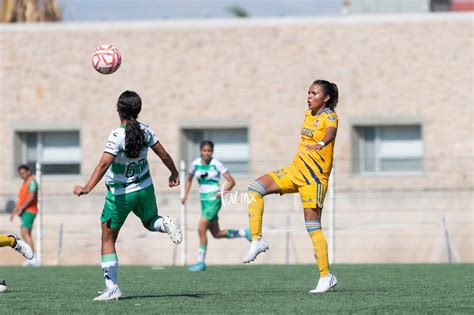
left=306, top=220, right=330, bottom=276
left=248, top=180, right=268, bottom=241
left=0, top=234, right=15, bottom=248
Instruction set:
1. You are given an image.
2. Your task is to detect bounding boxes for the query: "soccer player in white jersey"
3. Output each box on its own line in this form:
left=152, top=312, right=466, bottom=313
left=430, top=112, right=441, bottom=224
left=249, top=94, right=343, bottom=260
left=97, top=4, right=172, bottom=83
left=73, top=91, right=182, bottom=301
left=182, top=140, right=251, bottom=272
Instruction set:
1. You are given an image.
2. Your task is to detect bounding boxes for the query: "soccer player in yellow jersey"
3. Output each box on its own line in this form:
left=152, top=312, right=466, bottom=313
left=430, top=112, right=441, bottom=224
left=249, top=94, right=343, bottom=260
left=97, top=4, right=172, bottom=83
left=244, top=80, right=339, bottom=293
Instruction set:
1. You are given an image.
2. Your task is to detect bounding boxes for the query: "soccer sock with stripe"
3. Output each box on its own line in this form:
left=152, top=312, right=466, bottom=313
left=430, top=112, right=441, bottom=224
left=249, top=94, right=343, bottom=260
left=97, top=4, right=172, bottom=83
left=226, top=229, right=242, bottom=239
left=148, top=216, right=166, bottom=233
left=247, top=180, right=268, bottom=241
left=0, top=235, right=15, bottom=247
left=197, top=245, right=207, bottom=263
left=305, top=220, right=330, bottom=277
left=101, top=253, right=119, bottom=289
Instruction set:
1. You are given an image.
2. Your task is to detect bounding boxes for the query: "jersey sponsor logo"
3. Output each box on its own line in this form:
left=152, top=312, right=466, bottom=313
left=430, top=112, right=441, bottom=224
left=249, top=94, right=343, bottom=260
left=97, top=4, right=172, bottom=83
left=200, top=171, right=209, bottom=179
left=302, top=197, right=313, bottom=203
left=301, top=127, right=314, bottom=138
left=327, top=115, right=337, bottom=121
left=313, top=119, right=320, bottom=128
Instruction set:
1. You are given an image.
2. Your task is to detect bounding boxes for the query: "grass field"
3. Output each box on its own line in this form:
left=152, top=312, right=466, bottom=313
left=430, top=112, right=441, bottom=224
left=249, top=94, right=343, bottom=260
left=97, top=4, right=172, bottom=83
left=0, top=264, right=473, bottom=314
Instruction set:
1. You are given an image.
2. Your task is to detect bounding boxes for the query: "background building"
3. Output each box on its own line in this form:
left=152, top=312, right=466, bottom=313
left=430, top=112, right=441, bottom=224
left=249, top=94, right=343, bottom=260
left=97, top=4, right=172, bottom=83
left=0, top=13, right=472, bottom=266
left=342, top=0, right=474, bottom=13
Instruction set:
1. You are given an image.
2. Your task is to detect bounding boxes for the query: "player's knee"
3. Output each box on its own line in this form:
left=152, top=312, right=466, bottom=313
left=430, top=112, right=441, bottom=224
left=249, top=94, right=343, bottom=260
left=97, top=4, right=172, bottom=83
left=197, top=225, right=207, bottom=235
left=248, top=180, right=268, bottom=197
left=305, top=220, right=321, bottom=234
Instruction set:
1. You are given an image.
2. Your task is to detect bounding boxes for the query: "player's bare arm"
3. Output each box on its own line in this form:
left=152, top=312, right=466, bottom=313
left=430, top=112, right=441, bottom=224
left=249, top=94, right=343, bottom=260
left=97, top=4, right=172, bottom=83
left=151, top=141, right=180, bottom=187
left=73, top=152, right=115, bottom=196
left=305, top=126, right=337, bottom=151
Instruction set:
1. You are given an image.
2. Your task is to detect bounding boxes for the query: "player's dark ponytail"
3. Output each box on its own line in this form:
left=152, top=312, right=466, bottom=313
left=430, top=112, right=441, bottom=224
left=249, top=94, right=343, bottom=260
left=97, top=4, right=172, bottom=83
left=117, top=90, right=146, bottom=159
left=313, top=79, right=339, bottom=110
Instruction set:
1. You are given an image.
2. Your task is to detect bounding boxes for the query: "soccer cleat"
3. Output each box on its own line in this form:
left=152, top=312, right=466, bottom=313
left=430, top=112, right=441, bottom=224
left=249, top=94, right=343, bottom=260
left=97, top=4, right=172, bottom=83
left=9, top=234, right=33, bottom=260
left=93, top=286, right=122, bottom=301
left=309, top=274, right=338, bottom=293
left=243, top=237, right=269, bottom=263
left=243, top=227, right=252, bottom=242
left=0, top=280, right=7, bottom=293
left=188, top=262, right=206, bottom=272
left=22, top=256, right=41, bottom=267
left=163, top=216, right=182, bottom=244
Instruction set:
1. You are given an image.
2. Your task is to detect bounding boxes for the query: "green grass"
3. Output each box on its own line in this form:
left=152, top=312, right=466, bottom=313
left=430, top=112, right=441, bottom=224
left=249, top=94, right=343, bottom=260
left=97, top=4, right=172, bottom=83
left=0, top=264, right=473, bottom=314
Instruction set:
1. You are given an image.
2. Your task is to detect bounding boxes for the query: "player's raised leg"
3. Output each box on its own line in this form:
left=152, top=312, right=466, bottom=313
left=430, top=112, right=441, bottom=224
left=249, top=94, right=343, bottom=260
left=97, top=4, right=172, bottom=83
left=305, top=207, right=337, bottom=293
left=208, top=219, right=251, bottom=241
left=136, top=185, right=182, bottom=245
left=0, top=234, right=33, bottom=260
left=145, top=214, right=182, bottom=245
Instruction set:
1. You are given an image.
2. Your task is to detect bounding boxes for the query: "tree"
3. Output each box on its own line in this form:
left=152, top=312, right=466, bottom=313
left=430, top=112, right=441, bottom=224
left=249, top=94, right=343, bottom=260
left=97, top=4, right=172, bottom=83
left=226, top=5, right=249, bottom=18
left=1, top=0, right=61, bottom=23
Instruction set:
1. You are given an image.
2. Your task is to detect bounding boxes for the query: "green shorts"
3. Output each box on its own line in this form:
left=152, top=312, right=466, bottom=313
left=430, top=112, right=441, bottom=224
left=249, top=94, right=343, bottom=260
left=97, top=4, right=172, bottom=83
left=101, top=185, right=159, bottom=230
left=20, top=211, right=36, bottom=230
left=200, top=193, right=222, bottom=221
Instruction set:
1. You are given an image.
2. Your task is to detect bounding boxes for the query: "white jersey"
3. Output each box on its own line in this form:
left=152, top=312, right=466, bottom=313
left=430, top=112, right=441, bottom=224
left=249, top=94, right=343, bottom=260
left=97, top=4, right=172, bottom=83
left=189, top=158, right=228, bottom=196
left=104, top=123, right=159, bottom=195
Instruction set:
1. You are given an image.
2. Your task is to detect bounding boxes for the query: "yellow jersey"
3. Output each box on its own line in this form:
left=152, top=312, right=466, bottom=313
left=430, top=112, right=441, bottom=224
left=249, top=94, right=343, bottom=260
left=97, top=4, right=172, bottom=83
left=289, top=108, right=338, bottom=186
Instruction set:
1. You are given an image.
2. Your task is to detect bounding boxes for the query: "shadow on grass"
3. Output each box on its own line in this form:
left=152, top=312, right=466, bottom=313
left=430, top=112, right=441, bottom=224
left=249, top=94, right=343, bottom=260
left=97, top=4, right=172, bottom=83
left=120, top=293, right=215, bottom=300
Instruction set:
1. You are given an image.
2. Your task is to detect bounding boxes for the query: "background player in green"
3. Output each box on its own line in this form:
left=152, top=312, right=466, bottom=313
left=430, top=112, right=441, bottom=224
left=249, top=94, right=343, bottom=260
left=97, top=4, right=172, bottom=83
left=182, top=140, right=251, bottom=272
left=74, top=90, right=182, bottom=301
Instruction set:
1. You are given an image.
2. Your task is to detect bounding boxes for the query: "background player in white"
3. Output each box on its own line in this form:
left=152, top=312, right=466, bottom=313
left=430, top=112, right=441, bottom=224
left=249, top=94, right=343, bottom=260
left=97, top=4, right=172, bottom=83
left=74, top=91, right=182, bottom=301
left=182, top=140, right=251, bottom=272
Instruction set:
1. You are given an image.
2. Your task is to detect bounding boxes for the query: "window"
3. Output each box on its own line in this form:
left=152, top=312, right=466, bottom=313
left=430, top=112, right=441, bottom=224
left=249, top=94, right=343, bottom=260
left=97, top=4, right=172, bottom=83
left=17, top=131, right=81, bottom=175
left=354, top=125, right=423, bottom=174
left=182, top=128, right=249, bottom=174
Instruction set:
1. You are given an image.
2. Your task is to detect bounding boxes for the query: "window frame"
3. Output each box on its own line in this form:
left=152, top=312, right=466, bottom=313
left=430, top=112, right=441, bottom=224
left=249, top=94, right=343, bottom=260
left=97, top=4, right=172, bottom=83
left=12, top=123, right=82, bottom=178
left=178, top=120, right=250, bottom=177
left=351, top=119, right=424, bottom=176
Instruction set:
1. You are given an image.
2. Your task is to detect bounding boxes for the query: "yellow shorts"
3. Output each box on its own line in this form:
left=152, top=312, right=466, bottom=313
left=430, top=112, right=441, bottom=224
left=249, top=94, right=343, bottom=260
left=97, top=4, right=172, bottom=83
left=268, top=166, right=328, bottom=209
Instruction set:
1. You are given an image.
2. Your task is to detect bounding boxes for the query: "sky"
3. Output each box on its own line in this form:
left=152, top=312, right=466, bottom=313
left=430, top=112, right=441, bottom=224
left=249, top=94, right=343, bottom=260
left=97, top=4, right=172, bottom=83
left=57, top=0, right=342, bottom=21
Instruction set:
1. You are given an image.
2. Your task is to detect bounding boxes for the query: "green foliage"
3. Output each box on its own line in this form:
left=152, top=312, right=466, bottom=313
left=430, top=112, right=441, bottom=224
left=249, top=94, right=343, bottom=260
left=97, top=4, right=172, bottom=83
left=227, top=6, right=249, bottom=18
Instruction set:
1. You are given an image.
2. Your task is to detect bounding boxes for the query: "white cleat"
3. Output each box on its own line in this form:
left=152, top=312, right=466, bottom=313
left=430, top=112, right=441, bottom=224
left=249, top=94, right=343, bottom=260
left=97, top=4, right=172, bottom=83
left=163, top=216, right=182, bottom=244
left=22, top=256, right=41, bottom=267
left=0, top=280, right=7, bottom=293
left=9, top=234, right=33, bottom=260
left=243, top=237, right=269, bottom=263
left=309, top=274, right=338, bottom=293
left=93, top=286, right=122, bottom=301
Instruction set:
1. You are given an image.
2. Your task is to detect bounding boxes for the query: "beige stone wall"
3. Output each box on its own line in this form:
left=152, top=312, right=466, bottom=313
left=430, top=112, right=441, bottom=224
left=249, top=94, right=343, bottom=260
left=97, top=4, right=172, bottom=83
left=0, top=14, right=472, bottom=265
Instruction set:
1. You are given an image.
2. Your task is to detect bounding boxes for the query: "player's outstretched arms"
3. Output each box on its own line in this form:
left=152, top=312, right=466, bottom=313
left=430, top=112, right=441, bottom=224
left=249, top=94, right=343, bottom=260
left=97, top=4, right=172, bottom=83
left=151, top=141, right=180, bottom=188
left=73, top=152, right=115, bottom=196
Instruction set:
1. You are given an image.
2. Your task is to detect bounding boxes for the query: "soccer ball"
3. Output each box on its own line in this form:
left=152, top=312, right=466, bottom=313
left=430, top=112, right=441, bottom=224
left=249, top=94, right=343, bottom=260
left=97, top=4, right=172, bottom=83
left=92, top=44, right=122, bottom=74
left=0, top=280, right=7, bottom=293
